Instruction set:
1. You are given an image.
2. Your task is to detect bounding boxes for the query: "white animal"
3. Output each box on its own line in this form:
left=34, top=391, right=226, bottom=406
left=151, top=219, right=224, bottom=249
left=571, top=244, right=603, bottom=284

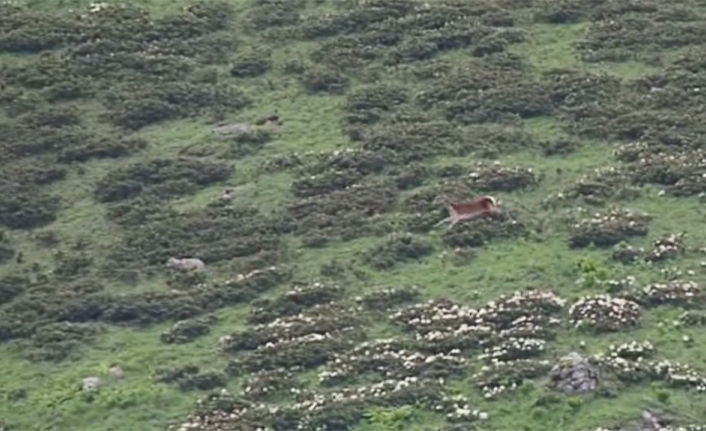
left=166, top=257, right=205, bottom=272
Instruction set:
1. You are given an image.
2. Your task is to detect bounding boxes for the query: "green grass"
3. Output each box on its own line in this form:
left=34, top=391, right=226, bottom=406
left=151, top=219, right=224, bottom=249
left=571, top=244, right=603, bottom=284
left=2, top=0, right=706, bottom=430
left=514, top=22, right=662, bottom=78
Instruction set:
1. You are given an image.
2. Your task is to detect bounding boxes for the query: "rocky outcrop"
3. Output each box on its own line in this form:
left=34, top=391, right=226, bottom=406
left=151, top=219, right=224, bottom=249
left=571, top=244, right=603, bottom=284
left=547, top=352, right=599, bottom=395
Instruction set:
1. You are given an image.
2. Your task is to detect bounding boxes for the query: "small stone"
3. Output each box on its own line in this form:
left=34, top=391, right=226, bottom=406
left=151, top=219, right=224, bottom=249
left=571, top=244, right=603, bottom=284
left=109, top=366, right=124, bottom=379
left=82, top=376, right=103, bottom=391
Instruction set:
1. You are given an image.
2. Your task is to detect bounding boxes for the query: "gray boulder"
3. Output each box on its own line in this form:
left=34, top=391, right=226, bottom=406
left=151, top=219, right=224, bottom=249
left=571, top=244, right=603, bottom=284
left=547, top=352, right=599, bottom=395
left=211, top=123, right=250, bottom=137
left=166, top=257, right=205, bottom=272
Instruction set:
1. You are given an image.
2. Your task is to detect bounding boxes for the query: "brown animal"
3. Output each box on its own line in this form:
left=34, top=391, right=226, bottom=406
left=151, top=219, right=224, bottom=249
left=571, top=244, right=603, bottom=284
left=434, top=195, right=503, bottom=227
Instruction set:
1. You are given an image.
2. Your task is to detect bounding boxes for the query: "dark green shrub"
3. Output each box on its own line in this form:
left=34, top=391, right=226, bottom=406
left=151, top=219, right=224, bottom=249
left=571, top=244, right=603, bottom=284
left=242, top=0, right=305, bottom=31
left=0, top=182, right=60, bottom=230
left=104, top=82, right=250, bottom=130
left=0, top=275, right=27, bottom=304
left=302, top=68, right=348, bottom=94
left=230, top=49, right=271, bottom=77
left=94, top=158, right=233, bottom=203
left=363, top=234, right=433, bottom=270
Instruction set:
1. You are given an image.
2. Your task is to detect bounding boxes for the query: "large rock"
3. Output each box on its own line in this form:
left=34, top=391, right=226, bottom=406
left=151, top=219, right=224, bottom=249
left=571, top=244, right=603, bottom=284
left=547, top=352, right=598, bottom=395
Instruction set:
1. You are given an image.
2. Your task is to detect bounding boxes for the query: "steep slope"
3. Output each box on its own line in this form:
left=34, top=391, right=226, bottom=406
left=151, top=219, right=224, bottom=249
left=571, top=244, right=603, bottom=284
left=2, top=1, right=706, bottom=430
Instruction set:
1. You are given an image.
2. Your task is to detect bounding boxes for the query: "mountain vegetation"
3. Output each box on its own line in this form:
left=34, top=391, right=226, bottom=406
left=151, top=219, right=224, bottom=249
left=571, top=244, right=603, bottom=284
left=2, top=0, right=706, bottom=430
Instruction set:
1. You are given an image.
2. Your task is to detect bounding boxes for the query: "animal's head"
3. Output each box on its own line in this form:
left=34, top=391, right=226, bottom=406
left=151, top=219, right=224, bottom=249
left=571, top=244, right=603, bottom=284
left=482, top=196, right=498, bottom=207
left=165, top=257, right=180, bottom=267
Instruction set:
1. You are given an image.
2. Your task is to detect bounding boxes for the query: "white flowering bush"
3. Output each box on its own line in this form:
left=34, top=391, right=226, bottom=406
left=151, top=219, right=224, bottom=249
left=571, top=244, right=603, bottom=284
left=567, top=207, right=652, bottom=248
left=622, top=279, right=703, bottom=308
left=569, top=294, right=641, bottom=332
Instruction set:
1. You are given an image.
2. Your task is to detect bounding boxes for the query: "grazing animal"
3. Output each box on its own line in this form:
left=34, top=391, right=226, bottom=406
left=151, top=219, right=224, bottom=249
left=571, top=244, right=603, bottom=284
left=165, top=257, right=205, bottom=272
left=434, top=195, right=503, bottom=228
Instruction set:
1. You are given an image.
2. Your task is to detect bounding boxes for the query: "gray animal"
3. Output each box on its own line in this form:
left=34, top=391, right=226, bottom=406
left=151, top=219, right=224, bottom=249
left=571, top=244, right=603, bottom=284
left=166, top=257, right=205, bottom=272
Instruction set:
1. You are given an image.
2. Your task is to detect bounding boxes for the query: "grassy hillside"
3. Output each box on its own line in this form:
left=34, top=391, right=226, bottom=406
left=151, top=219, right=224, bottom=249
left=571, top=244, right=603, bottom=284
left=2, top=0, right=706, bottom=430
